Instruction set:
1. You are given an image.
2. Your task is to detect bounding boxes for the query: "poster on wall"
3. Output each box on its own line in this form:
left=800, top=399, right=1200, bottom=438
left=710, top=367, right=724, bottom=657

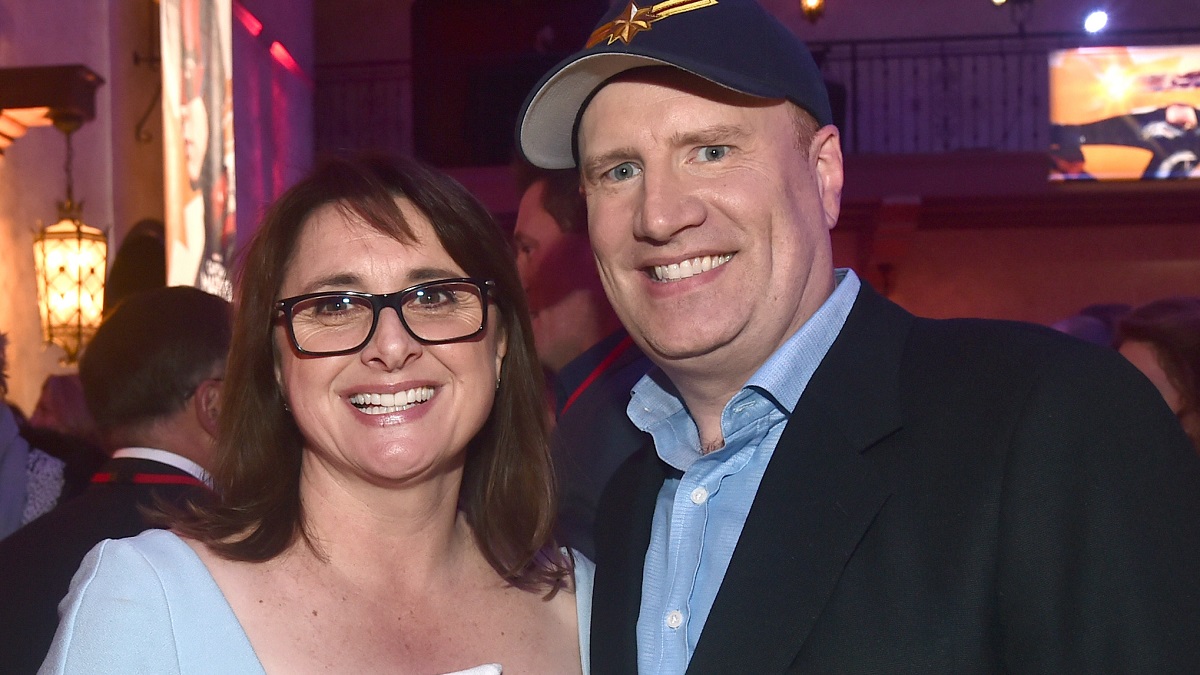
left=162, top=0, right=235, bottom=298
left=1049, top=45, right=1200, bottom=181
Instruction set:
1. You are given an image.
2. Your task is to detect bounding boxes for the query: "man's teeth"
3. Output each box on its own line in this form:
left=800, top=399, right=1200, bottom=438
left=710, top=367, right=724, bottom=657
left=652, top=254, right=732, bottom=282
left=349, top=387, right=434, bottom=414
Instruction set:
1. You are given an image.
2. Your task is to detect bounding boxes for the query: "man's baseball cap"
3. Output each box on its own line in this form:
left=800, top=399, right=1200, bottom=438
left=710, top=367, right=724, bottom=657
left=516, top=0, right=833, bottom=170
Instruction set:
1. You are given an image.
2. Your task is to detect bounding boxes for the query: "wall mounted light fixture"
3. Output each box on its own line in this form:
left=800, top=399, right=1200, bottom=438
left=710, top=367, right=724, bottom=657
left=33, top=112, right=107, bottom=364
left=801, top=0, right=825, bottom=24
left=0, top=65, right=106, bottom=363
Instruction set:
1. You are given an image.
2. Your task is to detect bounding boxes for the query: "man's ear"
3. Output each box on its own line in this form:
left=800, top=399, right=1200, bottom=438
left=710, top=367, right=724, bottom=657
left=811, top=125, right=844, bottom=231
left=194, top=378, right=222, bottom=439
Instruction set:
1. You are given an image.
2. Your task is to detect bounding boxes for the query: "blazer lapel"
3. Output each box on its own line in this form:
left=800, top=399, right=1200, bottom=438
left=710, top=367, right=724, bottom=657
left=688, top=282, right=910, bottom=673
left=590, top=440, right=668, bottom=675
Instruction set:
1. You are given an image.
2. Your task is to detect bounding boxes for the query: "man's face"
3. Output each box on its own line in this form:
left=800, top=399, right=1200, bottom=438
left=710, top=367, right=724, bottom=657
left=513, top=180, right=566, bottom=291
left=514, top=180, right=612, bottom=373
left=577, top=69, right=843, bottom=388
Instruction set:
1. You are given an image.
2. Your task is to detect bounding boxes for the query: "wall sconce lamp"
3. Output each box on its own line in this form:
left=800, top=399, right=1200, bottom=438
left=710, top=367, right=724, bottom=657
left=801, top=0, right=825, bottom=24
left=0, top=65, right=106, bottom=364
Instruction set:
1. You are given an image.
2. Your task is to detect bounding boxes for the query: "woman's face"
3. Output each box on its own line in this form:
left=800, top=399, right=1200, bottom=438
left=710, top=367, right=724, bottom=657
left=274, top=200, right=506, bottom=487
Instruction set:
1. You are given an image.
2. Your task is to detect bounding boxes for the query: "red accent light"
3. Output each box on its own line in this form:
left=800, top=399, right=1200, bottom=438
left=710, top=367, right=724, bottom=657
left=233, top=1, right=263, bottom=37
left=269, top=41, right=303, bottom=78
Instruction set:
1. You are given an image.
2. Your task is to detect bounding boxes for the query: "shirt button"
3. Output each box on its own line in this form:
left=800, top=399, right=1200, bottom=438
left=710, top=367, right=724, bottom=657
left=666, top=610, right=684, bottom=629
left=690, top=487, right=709, bottom=504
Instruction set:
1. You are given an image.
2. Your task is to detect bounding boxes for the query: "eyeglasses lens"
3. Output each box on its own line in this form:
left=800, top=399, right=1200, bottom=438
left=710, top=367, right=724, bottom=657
left=287, top=281, right=486, bottom=354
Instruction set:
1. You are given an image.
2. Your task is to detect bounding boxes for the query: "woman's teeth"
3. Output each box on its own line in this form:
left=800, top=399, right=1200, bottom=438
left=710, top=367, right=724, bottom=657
left=652, top=254, right=732, bottom=282
left=349, top=386, right=434, bottom=414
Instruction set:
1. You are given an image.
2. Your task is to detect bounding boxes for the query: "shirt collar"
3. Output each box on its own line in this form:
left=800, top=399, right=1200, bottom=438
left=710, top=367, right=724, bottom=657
left=746, top=267, right=860, bottom=414
left=111, top=447, right=213, bottom=489
left=629, top=268, right=861, bottom=432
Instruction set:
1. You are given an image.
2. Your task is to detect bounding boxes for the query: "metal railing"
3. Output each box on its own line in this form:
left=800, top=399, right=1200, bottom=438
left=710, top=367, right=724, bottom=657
left=315, top=27, right=1200, bottom=161
left=813, top=28, right=1200, bottom=155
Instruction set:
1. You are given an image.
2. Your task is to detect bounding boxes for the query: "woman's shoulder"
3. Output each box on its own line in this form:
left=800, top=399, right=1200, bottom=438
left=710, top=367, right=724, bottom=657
left=79, top=530, right=219, bottom=600
left=43, top=530, right=262, bottom=673
left=110, top=528, right=194, bottom=553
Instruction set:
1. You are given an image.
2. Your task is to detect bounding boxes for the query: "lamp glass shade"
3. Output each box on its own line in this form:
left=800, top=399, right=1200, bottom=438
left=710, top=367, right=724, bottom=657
left=33, top=217, right=107, bottom=363
left=802, top=0, right=825, bottom=22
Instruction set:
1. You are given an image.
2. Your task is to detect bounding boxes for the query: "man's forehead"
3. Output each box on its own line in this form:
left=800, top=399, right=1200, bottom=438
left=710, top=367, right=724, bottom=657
left=586, top=66, right=776, bottom=114
left=577, top=69, right=787, bottom=155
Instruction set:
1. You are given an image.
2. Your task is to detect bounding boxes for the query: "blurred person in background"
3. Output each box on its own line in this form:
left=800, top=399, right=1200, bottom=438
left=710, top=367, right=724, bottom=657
left=0, top=286, right=230, bottom=672
left=513, top=160, right=651, bottom=559
left=28, top=374, right=99, bottom=448
left=0, top=334, right=68, bottom=540
left=1116, top=296, right=1200, bottom=452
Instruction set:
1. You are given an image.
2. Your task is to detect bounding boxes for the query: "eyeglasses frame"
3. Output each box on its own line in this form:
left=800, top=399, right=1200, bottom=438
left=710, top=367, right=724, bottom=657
left=275, top=277, right=496, bottom=357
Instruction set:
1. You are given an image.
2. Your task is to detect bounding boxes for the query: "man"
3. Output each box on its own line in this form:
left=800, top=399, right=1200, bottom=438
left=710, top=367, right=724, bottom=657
left=513, top=161, right=651, bottom=558
left=514, top=161, right=625, bottom=379
left=0, top=286, right=231, bottom=673
left=516, top=0, right=1200, bottom=672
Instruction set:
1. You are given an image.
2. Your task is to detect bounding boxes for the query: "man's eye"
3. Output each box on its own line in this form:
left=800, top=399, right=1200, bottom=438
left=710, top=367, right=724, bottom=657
left=696, top=146, right=729, bottom=162
left=604, top=162, right=642, bottom=182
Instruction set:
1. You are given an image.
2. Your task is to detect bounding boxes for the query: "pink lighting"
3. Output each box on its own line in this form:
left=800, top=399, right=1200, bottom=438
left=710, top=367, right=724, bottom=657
left=269, top=41, right=304, bottom=81
left=233, top=2, right=263, bottom=37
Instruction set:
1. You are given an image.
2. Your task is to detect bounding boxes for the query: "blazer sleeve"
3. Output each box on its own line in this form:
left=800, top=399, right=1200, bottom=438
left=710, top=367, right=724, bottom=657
left=40, top=539, right=183, bottom=674
left=995, top=345, right=1200, bottom=672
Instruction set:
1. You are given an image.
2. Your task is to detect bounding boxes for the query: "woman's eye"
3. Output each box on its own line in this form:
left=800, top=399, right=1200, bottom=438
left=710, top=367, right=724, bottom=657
left=313, top=297, right=353, bottom=315
left=417, top=291, right=447, bottom=305
left=696, top=146, right=729, bottom=162
left=604, top=162, right=642, bottom=182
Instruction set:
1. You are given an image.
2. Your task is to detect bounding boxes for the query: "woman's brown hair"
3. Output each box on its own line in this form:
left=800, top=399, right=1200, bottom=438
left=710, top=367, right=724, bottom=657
left=173, top=154, right=568, bottom=591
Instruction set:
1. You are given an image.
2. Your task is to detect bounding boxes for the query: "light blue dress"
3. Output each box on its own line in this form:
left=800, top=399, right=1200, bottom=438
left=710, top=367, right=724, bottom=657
left=39, top=529, right=593, bottom=674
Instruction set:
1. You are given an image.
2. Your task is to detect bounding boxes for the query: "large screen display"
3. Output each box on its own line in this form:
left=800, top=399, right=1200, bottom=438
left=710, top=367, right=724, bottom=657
left=1049, top=45, right=1200, bottom=181
left=162, top=0, right=235, bottom=298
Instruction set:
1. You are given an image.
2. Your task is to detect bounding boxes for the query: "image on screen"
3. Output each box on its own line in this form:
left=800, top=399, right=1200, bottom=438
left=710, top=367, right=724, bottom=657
left=1049, top=45, right=1200, bottom=181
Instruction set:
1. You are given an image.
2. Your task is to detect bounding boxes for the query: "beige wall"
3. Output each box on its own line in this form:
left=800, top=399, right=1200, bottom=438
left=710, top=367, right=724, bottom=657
left=1, top=0, right=312, bottom=415
left=0, top=0, right=124, bottom=414
left=835, top=223, right=1200, bottom=326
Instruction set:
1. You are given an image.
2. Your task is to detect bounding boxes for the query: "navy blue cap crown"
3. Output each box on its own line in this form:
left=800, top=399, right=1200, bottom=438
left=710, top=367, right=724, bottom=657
left=517, top=0, right=833, bottom=169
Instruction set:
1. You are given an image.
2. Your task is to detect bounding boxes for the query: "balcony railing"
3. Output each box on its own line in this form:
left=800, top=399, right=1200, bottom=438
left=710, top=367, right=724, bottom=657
left=315, top=27, right=1200, bottom=162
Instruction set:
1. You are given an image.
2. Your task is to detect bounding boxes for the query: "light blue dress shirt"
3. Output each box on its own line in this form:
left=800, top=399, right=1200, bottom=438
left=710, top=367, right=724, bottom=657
left=627, top=269, right=860, bottom=674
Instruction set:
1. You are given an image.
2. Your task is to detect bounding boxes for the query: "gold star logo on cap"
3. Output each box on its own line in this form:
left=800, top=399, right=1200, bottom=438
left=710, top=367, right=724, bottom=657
left=586, top=0, right=718, bottom=48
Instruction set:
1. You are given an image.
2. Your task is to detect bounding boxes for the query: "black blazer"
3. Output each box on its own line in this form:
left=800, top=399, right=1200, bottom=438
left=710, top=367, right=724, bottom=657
left=591, top=283, right=1200, bottom=673
left=0, top=456, right=209, bottom=674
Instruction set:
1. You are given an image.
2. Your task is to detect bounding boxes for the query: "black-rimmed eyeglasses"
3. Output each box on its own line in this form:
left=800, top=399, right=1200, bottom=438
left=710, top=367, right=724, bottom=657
left=276, top=278, right=496, bottom=356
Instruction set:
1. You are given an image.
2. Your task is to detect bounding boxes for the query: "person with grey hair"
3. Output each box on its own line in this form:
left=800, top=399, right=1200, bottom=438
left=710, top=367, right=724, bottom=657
left=517, top=0, right=1200, bottom=671
left=0, top=286, right=231, bottom=672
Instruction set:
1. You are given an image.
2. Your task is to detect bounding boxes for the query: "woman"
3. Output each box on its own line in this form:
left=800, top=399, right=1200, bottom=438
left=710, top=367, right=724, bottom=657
left=42, top=155, right=591, bottom=673
left=1116, top=296, right=1200, bottom=453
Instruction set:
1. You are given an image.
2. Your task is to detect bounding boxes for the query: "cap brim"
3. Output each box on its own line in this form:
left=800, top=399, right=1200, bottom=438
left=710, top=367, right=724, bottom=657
left=519, top=52, right=674, bottom=170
